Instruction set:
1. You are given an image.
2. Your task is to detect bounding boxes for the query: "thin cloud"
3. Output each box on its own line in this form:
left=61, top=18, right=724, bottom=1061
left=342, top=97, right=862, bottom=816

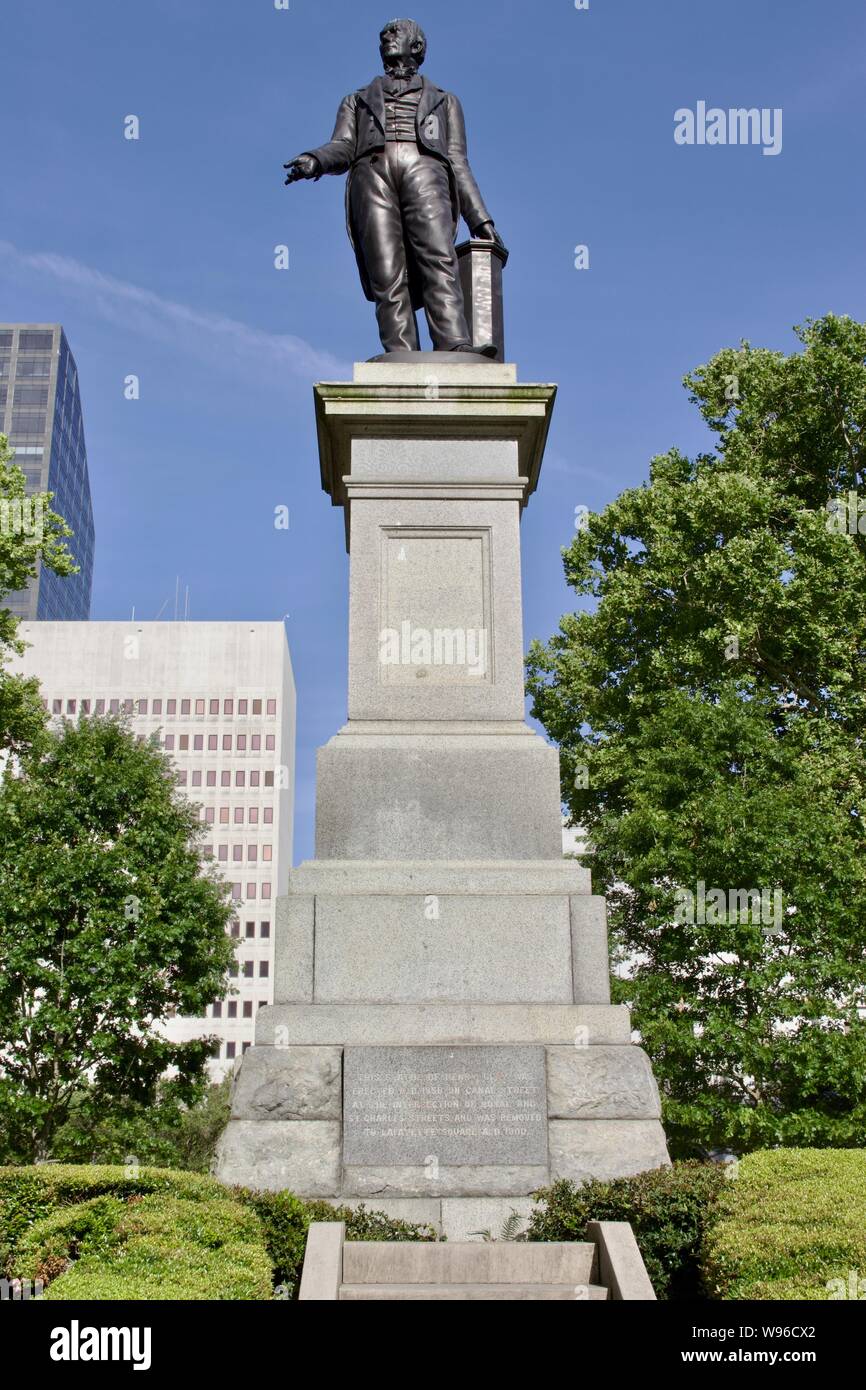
left=0, top=240, right=351, bottom=383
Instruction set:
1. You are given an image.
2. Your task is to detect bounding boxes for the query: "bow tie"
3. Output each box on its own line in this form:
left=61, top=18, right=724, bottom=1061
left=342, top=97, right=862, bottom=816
left=382, top=74, right=422, bottom=97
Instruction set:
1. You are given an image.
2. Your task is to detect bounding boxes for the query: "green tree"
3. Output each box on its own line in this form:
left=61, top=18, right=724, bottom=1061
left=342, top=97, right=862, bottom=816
left=0, top=716, right=235, bottom=1162
left=527, top=314, right=866, bottom=1157
left=0, top=432, right=76, bottom=753
left=52, top=1077, right=232, bottom=1173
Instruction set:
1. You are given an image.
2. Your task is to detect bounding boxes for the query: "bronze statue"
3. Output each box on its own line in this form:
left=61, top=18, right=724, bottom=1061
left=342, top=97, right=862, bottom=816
left=285, top=18, right=506, bottom=357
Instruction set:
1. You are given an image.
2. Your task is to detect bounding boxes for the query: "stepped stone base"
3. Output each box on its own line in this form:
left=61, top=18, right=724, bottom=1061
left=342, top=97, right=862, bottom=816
left=215, top=1033, right=669, bottom=1212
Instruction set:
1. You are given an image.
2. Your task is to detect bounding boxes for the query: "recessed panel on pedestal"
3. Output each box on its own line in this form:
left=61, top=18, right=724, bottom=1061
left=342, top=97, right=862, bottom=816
left=379, top=528, right=492, bottom=685
left=343, top=1045, right=548, bottom=1167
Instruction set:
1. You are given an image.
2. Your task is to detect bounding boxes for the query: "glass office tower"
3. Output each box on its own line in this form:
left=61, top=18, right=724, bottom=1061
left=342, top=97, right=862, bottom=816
left=0, top=324, right=95, bottom=619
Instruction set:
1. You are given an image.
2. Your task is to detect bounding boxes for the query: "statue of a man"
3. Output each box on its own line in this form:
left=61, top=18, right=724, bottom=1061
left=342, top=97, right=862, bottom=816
left=285, top=18, right=506, bottom=358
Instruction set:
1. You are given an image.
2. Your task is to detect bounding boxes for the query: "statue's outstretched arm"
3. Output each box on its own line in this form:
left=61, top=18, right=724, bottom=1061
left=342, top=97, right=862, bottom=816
left=285, top=95, right=358, bottom=184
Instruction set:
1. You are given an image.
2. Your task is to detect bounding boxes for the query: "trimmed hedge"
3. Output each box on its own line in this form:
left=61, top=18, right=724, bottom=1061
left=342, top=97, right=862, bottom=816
left=701, top=1149, right=866, bottom=1301
left=0, top=1166, right=439, bottom=1301
left=11, top=1192, right=272, bottom=1301
left=529, top=1163, right=727, bottom=1299
left=0, top=1164, right=233, bottom=1275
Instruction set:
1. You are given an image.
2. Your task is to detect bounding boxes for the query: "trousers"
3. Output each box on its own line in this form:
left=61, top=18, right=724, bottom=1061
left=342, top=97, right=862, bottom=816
left=349, top=142, right=472, bottom=352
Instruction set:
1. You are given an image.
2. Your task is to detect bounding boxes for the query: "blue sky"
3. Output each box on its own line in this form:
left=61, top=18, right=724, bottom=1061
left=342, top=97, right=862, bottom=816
left=2, top=0, right=865, bottom=862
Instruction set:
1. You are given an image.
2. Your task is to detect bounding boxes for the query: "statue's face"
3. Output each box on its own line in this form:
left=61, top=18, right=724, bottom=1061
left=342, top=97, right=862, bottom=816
left=380, top=20, right=420, bottom=66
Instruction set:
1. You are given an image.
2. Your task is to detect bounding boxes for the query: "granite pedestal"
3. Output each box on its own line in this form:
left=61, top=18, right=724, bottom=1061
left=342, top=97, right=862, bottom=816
left=215, top=358, right=669, bottom=1235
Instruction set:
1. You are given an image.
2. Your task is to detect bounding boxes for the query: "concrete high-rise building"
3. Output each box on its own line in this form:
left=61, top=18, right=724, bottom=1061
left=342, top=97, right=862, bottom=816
left=12, top=621, right=296, bottom=1070
left=0, top=324, right=95, bottom=620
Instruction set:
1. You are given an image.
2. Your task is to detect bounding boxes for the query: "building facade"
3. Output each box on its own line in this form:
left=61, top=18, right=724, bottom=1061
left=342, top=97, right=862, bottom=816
left=12, top=621, right=295, bottom=1070
left=0, top=324, right=95, bottom=620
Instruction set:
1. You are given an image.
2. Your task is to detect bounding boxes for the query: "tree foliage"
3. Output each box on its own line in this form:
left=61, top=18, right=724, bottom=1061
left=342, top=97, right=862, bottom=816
left=528, top=314, right=866, bottom=1156
left=0, top=716, right=235, bottom=1161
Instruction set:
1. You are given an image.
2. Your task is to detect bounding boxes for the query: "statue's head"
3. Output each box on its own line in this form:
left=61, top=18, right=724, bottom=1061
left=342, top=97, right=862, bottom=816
left=379, top=18, right=427, bottom=71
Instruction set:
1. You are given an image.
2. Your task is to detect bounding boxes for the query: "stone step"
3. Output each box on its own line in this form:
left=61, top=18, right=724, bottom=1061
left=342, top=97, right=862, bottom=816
left=341, top=1240, right=597, bottom=1286
left=339, top=1283, right=609, bottom=1301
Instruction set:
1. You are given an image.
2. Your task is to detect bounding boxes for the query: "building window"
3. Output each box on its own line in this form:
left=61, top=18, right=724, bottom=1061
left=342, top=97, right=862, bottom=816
left=229, top=963, right=238, bottom=978
left=221, top=771, right=230, bottom=787
left=224, top=699, right=233, bottom=715
left=263, top=808, right=273, bottom=825
left=222, top=735, right=231, bottom=751
left=194, top=735, right=203, bottom=751
left=248, top=845, right=258, bottom=862
left=234, top=808, right=244, bottom=824
left=235, top=771, right=245, bottom=787
left=264, top=771, right=274, bottom=787
left=179, top=735, right=189, bottom=751
left=81, top=699, right=90, bottom=714
left=265, top=735, right=276, bottom=751
left=248, top=808, right=259, bottom=825
left=205, top=807, right=215, bottom=824
left=124, top=700, right=133, bottom=714
left=212, top=1002, right=222, bottom=1018
left=243, top=961, right=254, bottom=978
left=245, top=922, right=255, bottom=938
left=252, top=699, right=262, bottom=715
left=138, top=699, right=148, bottom=715
left=66, top=699, right=76, bottom=714
left=267, top=699, right=277, bottom=716
left=250, top=771, right=260, bottom=788
left=164, top=735, right=175, bottom=750
left=192, top=771, right=202, bottom=787
left=177, top=771, right=188, bottom=786
left=52, top=698, right=62, bottom=714
left=237, top=735, right=247, bottom=752
left=207, top=771, right=216, bottom=787
left=95, top=699, right=105, bottom=714
left=227, top=1001, right=238, bottom=1018
left=232, top=846, right=242, bottom=862
left=243, top=1001, right=253, bottom=1019
left=195, top=699, right=205, bottom=715
left=181, top=699, right=191, bottom=715
left=226, top=1042, right=236, bottom=1060
left=231, top=883, right=241, bottom=900
left=262, top=846, right=272, bottom=861
left=251, top=735, right=261, bottom=751
left=260, top=922, right=271, bottom=938
left=208, top=735, right=217, bottom=751
left=262, top=884, right=272, bottom=900
left=246, top=882, right=257, bottom=899
left=238, top=699, right=248, bottom=716
left=109, top=699, right=120, bottom=714
left=259, top=961, right=270, bottom=979
left=210, top=699, right=219, bottom=715
left=230, top=920, right=240, bottom=938
left=167, top=699, right=176, bottom=715
left=152, top=699, right=162, bottom=715
left=219, top=808, right=229, bottom=824
left=242, top=1041, right=251, bottom=1054
left=218, top=846, right=228, bottom=862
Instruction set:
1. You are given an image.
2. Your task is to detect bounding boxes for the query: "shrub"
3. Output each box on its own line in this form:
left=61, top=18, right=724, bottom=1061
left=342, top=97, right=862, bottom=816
left=528, top=1162, right=726, bottom=1299
left=701, top=1148, right=866, bottom=1300
left=11, top=1192, right=272, bottom=1301
left=0, top=1164, right=439, bottom=1300
left=0, top=1164, right=232, bottom=1276
left=239, top=1189, right=438, bottom=1298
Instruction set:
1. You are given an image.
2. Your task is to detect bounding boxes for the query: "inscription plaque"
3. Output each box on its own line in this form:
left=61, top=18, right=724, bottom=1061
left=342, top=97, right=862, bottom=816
left=343, top=1045, right=548, bottom=1166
